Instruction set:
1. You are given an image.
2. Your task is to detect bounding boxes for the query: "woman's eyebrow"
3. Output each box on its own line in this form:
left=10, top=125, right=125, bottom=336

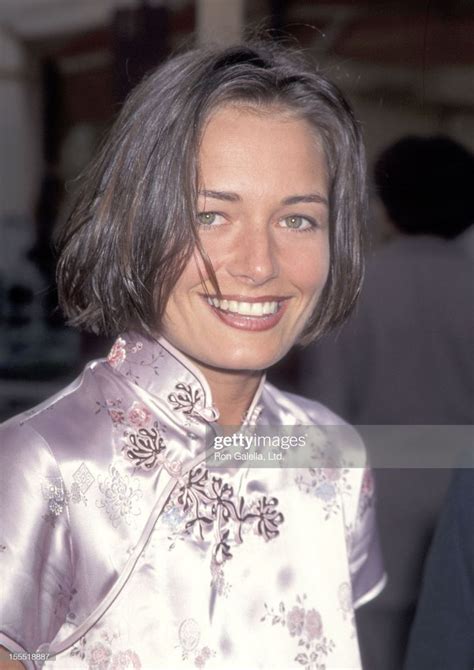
left=199, top=189, right=240, bottom=202
left=281, top=193, right=328, bottom=206
left=199, top=190, right=328, bottom=206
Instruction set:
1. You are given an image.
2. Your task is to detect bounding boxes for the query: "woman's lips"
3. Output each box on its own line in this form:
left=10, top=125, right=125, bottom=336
left=201, top=295, right=289, bottom=332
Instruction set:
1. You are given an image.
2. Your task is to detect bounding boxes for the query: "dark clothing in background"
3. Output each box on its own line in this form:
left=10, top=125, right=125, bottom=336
left=404, top=469, right=474, bottom=669
left=298, top=233, right=474, bottom=670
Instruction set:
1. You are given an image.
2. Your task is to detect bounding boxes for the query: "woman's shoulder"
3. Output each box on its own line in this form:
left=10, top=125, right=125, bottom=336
left=0, top=379, right=83, bottom=484
left=261, top=381, right=367, bottom=466
left=0, top=359, right=109, bottom=464
left=262, top=380, right=356, bottom=427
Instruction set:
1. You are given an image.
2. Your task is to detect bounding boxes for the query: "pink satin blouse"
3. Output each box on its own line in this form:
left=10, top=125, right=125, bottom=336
left=0, top=333, right=385, bottom=669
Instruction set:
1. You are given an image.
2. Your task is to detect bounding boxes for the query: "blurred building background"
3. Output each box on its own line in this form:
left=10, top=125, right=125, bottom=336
left=0, top=2, right=473, bottom=669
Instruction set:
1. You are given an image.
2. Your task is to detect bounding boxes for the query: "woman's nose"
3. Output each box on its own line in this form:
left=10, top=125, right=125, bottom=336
left=226, top=224, right=278, bottom=286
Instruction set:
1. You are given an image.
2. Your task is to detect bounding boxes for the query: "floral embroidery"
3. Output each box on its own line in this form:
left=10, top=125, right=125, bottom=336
left=109, top=650, right=141, bottom=670
left=42, top=466, right=96, bottom=519
left=305, top=609, right=324, bottom=641
left=124, top=425, right=182, bottom=476
left=96, top=466, right=143, bottom=527
left=97, top=398, right=182, bottom=474
left=287, top=605, right=305, bottom=636
left=295, top=467, right=352, bottom=520
left=131, top=344, right=163, bottom=380
left=163, top=464, right=283, bottom=588
left=177, top=619, right=216, bottom=667
left=295, top=434, right=353, bottom=519
left=261, top=594, right=335, bottom=670
left=253, top=495, right=284, bottom=540
left=167, top=382, right=218, bottom=424
left=107, top=338, right=127, bottom=368
left=194, top=646, right=215, bottom=668
left=41, top=477, right=68, bottom=526
left=107, top=337, right=162, bottom=382
left=70, top=633, right=142, bottom=670
left=123, top=427, right=167, bottom=471
left=168, top=383, right=203, bottom=415
left=178, top=618, right=200, bottom=653
left=126, top=401, right=153, bottom=428
left=95, top=399, right=125, bottom=426
left=69, top=482, right=84, bottom=505
left=88, top=642, right=111, bottom=670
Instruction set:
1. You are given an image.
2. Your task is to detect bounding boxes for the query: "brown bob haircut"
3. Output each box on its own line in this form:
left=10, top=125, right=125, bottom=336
left=56, top=40, right=366, bottom=346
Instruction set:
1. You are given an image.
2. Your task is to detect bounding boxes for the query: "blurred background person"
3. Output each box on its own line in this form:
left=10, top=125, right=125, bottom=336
left=297, top=135, right=474, bottom=670
left=300, top=135, right=474, bottom=424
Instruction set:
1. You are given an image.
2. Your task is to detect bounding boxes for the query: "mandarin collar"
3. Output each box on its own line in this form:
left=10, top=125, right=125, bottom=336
left=106, top=332, right=266, bottom=428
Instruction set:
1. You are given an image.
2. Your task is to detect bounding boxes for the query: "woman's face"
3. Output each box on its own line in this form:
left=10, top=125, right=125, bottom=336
left=162, top=104, right=330, bottom=372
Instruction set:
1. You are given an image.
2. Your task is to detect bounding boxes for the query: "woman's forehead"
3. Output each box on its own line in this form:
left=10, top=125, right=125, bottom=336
left=197, top=105, right=328, bottom=194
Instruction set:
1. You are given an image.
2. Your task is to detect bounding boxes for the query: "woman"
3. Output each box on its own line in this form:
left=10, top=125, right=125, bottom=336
left=0, top=42, right=385, bottom=670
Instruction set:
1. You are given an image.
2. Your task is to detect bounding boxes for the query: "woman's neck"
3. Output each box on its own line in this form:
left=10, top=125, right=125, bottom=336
left=155, top=335, right=264, bottom=425
left=195, top=363, right=263, bottom=425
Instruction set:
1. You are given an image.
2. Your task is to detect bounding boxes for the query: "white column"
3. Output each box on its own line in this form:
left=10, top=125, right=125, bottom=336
left=197, top=0, right=244, bottom=46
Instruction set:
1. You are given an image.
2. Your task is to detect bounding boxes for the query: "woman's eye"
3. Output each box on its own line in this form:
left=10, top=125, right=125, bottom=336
left=197, top=212, right=223, bottom=226
left=279, top=215, right=316, bottom=231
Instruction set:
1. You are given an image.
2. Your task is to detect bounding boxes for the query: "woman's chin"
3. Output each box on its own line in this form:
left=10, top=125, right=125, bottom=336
left=197, top=345, right=289, bottom=373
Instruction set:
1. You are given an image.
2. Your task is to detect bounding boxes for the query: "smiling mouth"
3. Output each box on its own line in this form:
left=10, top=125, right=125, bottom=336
left=200, top=294, right=290, bottom=332
left=206, top=296, right=282, bottom=317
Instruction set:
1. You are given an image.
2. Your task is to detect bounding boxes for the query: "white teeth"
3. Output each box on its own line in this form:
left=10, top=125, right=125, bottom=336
left=207, top=297, right=280, bottom=317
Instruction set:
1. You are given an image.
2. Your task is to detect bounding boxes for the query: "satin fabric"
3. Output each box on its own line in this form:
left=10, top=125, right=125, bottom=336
left=0, top=333, right=385, bottom=669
